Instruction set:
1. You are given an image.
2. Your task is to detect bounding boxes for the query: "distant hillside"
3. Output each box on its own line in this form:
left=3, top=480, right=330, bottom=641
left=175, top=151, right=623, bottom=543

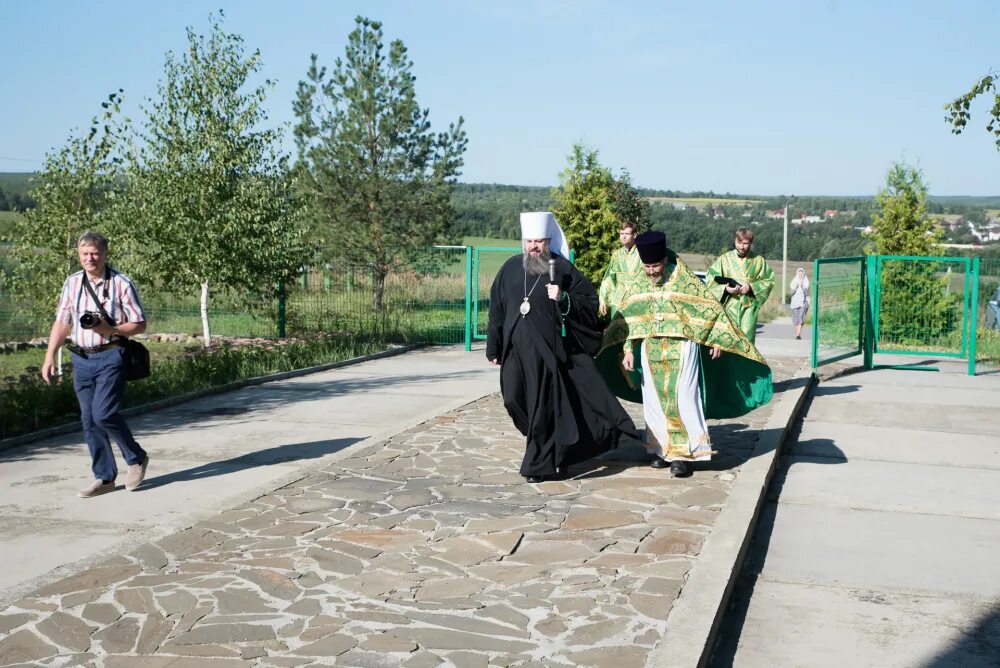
left=0, top=173, right=33, bottom=196
left=2, top=171, right=998, bottom=224
left=0, top=173, right=36, bottom=211
left=450, top=183, right=555, bottom=239
left=927, top=195, right=1000, bottom=208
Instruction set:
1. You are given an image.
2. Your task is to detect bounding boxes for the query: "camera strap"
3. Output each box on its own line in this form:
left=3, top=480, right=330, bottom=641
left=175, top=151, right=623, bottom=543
left=81, top=267, right=118, bottom=328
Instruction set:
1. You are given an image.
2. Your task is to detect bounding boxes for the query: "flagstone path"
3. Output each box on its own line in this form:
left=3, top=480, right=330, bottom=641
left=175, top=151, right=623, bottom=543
left=0, top=357, right=802, bottom=668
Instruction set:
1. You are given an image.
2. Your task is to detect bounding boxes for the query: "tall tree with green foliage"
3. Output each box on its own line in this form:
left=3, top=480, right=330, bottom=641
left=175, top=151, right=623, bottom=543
left=867, top=163, right=955, bottom=343
left=552, top=144, right=649, bottom=286
left=944, top=71, right=1000, bottom=150
left=610, top=169, right=651, bottom=233
left=123, top=12, right=305, bottom=345
left=551, top=145, right=616, bottom=286
left=867, top=162, right=941, bottom=255
left=292, top=16, right=467, bottom=312
left=3, top=92, right=129, bottom=327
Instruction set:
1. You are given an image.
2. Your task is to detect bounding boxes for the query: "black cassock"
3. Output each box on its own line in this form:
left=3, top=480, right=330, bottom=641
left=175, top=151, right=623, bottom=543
left=486, top=255, right=639, bottom=476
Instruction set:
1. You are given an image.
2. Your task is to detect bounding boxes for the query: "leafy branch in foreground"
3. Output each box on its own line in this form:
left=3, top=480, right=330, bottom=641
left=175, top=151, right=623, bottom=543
left=944, top=70, right=1000, bottom=151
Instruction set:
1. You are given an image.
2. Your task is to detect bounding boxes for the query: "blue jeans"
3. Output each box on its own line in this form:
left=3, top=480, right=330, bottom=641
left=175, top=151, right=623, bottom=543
left=72, top=347, right=146, bottom=481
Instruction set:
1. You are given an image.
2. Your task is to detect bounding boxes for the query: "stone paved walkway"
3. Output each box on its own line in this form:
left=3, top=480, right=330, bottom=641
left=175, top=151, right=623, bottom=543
left=0, top=357, right=802, bottom=668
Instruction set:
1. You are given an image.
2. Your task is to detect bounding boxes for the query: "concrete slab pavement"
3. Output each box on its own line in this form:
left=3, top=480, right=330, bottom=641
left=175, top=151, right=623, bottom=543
left=714, top=357, right=1000, bottom=667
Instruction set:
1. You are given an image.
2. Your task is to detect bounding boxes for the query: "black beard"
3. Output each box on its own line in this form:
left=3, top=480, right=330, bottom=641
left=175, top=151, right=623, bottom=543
left=522, top=248, right=552, bottom=275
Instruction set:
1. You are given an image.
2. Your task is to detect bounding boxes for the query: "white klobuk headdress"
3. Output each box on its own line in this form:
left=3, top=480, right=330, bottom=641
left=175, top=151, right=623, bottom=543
left=519, top=211, right=570, bottom=259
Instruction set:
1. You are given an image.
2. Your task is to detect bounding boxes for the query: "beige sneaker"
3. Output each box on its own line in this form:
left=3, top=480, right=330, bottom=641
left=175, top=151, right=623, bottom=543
left=125, top=456, right=149, bottom=491
left=78, top=480, right=116, bottom=498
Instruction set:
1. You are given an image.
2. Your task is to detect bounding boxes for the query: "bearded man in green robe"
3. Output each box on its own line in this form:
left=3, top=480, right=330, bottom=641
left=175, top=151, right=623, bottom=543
left=599, top=231, right=772, bottom=477
left=706, top=227, right=774, bottom=342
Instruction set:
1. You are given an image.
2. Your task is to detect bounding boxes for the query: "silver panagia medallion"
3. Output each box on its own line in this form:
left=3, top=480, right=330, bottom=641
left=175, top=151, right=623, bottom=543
left=519, top=298, right=531, bottom=316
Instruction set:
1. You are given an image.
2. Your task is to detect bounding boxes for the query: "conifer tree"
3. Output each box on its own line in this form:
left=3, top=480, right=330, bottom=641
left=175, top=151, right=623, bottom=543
left=867, top=163, right=956, bottom=343
left=552, top=144, right=649, bottom=286
left=292, top=16, right=467, bottom=312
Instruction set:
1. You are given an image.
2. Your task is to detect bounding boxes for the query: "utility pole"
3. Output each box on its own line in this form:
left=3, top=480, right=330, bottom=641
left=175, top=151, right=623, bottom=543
left=782, top=201, right=789, bottom=304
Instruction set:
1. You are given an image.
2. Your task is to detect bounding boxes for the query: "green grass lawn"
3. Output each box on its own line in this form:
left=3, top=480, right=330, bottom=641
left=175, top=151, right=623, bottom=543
left=0, top=211, right=24, bottom=238
left=0, top=340, right=201, bottom=381
left=462, top=235, right=518, bottom=247
left=976, top=328, right=1000, bottom=366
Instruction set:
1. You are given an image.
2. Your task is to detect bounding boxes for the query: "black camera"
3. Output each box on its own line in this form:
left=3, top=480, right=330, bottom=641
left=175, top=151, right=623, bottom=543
left=79, top=312, right=104, bottom=329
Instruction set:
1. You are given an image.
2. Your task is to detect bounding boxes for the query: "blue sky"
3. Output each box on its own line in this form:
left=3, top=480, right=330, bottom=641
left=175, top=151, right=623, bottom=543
left=1, top=0, right=997, bottom=195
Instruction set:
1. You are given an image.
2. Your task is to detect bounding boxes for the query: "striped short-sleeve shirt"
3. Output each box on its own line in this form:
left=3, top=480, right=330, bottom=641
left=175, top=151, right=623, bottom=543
left=55, top=268, right=146, bottom=348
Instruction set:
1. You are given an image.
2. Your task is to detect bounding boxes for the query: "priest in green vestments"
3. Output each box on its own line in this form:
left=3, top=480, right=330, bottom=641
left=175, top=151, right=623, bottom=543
left=705, top=227, right=774, bottom=342
left=598, top=231, right=772, bottom=477
left=598, top=221, right=646, bottom=317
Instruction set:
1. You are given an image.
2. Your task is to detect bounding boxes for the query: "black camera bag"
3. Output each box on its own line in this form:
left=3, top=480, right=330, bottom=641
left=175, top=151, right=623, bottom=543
left=82, top=272, right=151, bottom=381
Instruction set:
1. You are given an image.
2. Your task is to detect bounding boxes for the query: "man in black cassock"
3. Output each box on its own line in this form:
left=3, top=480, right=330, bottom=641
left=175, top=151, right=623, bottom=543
left=486, top=212, right=638, bottom=483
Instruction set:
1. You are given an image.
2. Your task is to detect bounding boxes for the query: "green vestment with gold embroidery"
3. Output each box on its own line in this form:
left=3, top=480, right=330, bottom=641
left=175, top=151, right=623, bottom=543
left=705, top=250, right=775, bottom=342
left=598, top=245, right=645, bottom=314
left=597, top=258, right=773, bottom=456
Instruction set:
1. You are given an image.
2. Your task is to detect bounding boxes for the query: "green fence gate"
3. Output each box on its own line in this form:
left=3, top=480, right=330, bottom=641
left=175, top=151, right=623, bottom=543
left=812, top=254, right=981, bottom=376
left=466, top=246, right=522, bottom=350
left=811, top=256, right=866, bottom=368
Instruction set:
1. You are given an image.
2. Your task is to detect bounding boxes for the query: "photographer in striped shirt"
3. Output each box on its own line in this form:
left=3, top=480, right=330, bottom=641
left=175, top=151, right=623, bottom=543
left=41, top=231, right=150, bottom=498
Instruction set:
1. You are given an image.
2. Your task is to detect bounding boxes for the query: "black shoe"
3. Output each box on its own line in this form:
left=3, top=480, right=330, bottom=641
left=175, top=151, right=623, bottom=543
left=650, top=457, right=669, bottom=469
left=670, top=460, right=692, bottom=478
left=795, top=335, right=801, bottom=340
left=525, top=475, right=544, bottom=483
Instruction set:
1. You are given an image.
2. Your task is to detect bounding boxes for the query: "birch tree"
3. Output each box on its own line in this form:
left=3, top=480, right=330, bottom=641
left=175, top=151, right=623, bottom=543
left=944, top=71, right=1000, bottom=151
left=127, top=12, right=305, bottom=345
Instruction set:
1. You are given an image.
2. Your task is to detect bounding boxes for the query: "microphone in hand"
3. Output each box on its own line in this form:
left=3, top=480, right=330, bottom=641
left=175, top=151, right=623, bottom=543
left=547, top=259, right=561, bottom=302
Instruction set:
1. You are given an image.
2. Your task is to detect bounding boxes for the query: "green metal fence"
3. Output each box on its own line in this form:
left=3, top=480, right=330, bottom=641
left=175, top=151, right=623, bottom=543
left=281, top=246, right=470, bottom=344
left=0, top=246, right=472, bottom=346
left=0, top=309, right=39, bottom=342
left=811, top=257, right=865, bottom=367
left=812, top=254, right=984, bottom=376
left=976, top=256, right=1000, bottom=370
left=470, top=246, right=521, bottom=346
left=871, top=255, right=972, bottom=358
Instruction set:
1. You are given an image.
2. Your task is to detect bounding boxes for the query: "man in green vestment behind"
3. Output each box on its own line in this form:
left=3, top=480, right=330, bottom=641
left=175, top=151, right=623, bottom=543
left=598, top=221, right=645, bottom=317
left=706, top=227, right=774, bottom=342
left=603, top=231, right=772, bottom=477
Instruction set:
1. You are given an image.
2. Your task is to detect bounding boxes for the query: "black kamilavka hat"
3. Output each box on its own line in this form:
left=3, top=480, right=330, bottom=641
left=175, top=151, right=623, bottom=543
left=635, top=231, right=667, bottom=264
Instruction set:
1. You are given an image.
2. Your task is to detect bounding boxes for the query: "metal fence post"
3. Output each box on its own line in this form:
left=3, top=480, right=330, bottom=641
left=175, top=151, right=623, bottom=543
left=969, top=256, right=980, bottom=376
left=464, top=246, right=473, bottom=352
left=810, top=258, right=819, bottom=371
left=863, top=256, right=875, bottom=370
left=277, top=281, right=286, bottom=339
